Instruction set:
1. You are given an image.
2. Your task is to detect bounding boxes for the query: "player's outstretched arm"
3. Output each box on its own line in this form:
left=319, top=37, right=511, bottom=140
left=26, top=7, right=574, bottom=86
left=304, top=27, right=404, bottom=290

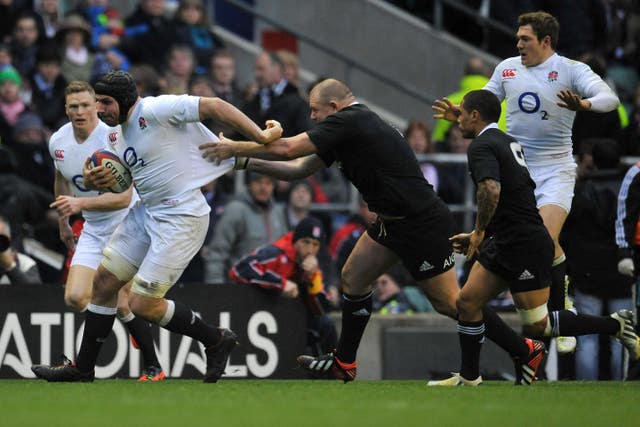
left=432, top=97, right=461, bottom=122
left=246, top=155, right=325, bottom=181
left=200, top=131, right=317, bottom=162
left=199, top=97, right=282, bottom=144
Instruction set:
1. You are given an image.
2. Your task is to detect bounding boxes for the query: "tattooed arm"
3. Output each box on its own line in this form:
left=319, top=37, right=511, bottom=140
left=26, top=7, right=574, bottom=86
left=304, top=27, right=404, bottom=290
left=468, top=178, right=500, bottom=257
left=449, top=178, right=501, bottom=259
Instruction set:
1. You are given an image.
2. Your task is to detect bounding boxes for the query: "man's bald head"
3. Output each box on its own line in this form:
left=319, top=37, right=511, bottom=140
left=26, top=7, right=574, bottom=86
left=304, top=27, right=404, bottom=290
left=310, top=79, right=354, bottom=106
left=308, top=78, right=356, bottom=123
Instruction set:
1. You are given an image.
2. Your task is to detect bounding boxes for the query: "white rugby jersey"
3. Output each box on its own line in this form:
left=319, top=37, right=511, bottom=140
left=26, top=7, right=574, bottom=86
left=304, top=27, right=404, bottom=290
left=49, top=121, right=134, bottom=228
left=107, top=95, right=234, bottom=216
left=484, top=53, right=618, bottom=164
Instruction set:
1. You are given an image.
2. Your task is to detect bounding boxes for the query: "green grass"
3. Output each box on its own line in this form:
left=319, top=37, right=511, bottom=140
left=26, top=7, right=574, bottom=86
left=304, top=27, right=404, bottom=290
left=1, top=380, right=638, bottom=427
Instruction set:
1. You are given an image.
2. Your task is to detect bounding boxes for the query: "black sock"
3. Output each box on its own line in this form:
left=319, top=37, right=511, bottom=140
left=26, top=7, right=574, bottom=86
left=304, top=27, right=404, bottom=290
left=551, top=310, right=619, bottom=336
left=482, top=307, right=529, bottom=359
left=76, top=308, right=116, bottom=373
left=163, top=301, right=220, bottom=347
left=548, top=256, right=566, bottom=311
left=458, top=320, right=484, bottom=380
left=123, top=316, right=161, bottom=368
left=335, top=292, right=372, bottom=363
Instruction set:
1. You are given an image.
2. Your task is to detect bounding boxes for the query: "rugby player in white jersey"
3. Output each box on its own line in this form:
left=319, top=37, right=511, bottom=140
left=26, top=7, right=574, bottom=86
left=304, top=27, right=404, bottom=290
left=43, top=81, right=164, bottom=381
left=32, top=71, right=282, bottom=382
left=433, top=11, right=620, bottom=353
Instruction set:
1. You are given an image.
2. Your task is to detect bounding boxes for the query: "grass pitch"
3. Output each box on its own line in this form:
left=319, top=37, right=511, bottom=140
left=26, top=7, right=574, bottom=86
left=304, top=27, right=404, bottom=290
left=1, top=380, right=638, bottom=427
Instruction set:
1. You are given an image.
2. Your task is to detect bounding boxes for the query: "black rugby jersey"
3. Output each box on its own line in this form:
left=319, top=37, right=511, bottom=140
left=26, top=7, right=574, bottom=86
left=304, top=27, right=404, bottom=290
left=306, top=104, right=438, bottom=216
left=467, top=127, right=547, bottom=246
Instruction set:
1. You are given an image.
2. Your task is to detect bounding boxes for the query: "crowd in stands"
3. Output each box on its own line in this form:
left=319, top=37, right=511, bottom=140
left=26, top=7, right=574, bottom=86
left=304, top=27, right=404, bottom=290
left=3, top=3, right=640, bottom=380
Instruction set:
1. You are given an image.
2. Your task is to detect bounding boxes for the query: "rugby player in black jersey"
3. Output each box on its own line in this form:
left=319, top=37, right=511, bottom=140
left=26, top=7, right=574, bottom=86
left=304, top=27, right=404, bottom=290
left=200, top=79, right=561, bottom=383
left=428, top=90, right=639, bottom=386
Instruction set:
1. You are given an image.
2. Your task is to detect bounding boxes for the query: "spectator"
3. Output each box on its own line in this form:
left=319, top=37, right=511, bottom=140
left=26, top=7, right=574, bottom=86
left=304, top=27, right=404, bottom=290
left=81, top=1, right=131, bottom=81
left=431, top=57, right=494, bottom=144
left=30, top=48, right=66, bottom=130
left=277, top=50, right=300, bottom=89
left=0, top=66, right=27, bottom=129
left=243, top=51, right=312, bottom=137
left=34, top=0, right=61, bottom=40
left=11, top=112, right=55, bottom=192
left=0, top=0, right=31, bottom=43
left=285, top=180, right=314, bottom=229
left=10, top=12, right=41, bottom=77
left=0, top=215, right=42, bottom=285
left=188, top=74, right=217, bottom=131
left=405, top=119, right=439, bottom=192
left=160, top=44, right=195, bottom=95
left=437, top=125, right=471, bottom=206
left=230, top=216, right=337, bottom=356
left=56, top=14, right=95, bottom=83
left=121, top=0, right=176, bottom=72
left=0, top=145, right=53, bottom=251
left=173, top=0, right=224, bottom=75
left=0, top=43, right=12, bottom=69
left=204, top=171, right=288, bottom=284
left=372, top=265, right=430, bottom=314
left=564, top=139, right=633, bottom=380
left=209, top=50, right=243, bottom=107
left=129, top=64, right=161, bottom=97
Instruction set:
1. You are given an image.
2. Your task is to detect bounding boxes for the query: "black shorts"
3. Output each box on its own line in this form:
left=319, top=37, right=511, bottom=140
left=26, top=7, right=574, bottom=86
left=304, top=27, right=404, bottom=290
left=477, top=234, right=553, bottom=293
left=368, top=201, right=455, bottom=281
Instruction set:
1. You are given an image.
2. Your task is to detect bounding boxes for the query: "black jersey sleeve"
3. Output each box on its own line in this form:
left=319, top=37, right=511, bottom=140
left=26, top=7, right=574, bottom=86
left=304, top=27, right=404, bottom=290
left=467, top=139, right=500, bottom=184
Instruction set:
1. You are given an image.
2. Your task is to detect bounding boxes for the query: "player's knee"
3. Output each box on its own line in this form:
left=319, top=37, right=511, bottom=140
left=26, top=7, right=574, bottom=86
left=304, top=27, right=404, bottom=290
left=64, top=292, right=90, bottom=312
left=340, top=268, right=367, bottom=295
left=455, top=293, right=481, bottom=318
left=128, top=276, right=168, bottom=322
left=101, top=247, right=137, bottom=283
left=518, top=304, right=551, bottom=337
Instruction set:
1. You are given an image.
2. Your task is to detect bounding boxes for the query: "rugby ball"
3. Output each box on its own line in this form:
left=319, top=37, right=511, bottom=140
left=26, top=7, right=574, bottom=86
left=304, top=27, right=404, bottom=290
left=89, top=149, right=132, bottom=193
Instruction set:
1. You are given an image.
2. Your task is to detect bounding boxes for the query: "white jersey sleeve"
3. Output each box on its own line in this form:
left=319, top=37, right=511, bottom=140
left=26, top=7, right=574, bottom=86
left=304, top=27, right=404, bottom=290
left=484, top=62, right=507, bottom=102
left=570, top=61, right=619, bottom=112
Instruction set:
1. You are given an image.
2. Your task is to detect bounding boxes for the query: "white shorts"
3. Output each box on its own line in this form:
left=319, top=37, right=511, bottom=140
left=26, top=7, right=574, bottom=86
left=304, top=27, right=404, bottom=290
left=528, top=160, right=577, bottom=213
left=105, top=202, right=209, bottom=297
left=71, top=223, right=113, bottom=270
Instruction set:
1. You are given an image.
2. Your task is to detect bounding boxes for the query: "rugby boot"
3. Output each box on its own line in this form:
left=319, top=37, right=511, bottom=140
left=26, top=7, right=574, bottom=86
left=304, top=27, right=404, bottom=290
left=427, top=372, right=482, bottom=386
left=203, top=328, right=238, bottom=383
left=514, top=338, right=547, bottom=385
left=611, top=309, right=640, bottom=360
left=297, top=351, right=357, bottom=382
left=138, top=365, right=166, bottom=381
left=31, top=355, right=94, bottom=382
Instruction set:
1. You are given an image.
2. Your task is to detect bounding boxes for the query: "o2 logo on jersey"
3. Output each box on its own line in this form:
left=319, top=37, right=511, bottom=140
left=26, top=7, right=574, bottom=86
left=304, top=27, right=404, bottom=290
left=123, top=147, right=147, bottom=168
left=509, top=142, right=529, bottom=170
left=502, top=68, right=517, bottom=79
left=72, top=174, right=90, bottom=192
left=518, top=92, right=549, bottom=120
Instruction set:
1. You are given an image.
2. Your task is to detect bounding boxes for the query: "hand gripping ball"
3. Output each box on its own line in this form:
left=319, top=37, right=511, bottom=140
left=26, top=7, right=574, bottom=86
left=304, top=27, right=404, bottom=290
left=89, top=149, right=132, bottom=193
